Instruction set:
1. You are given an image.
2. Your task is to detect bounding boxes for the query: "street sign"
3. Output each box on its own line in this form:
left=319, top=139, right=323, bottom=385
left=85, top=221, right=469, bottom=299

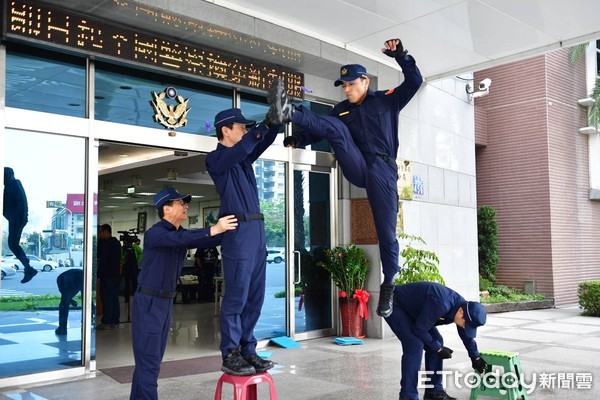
left=46, top=201, right=63, bottom=208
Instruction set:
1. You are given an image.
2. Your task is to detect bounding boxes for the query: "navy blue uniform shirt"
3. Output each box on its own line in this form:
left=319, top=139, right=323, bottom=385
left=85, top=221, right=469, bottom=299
left=394, top=282, right=480, bottom=358
left=206, top=122, right=280, bottom=216
left=331, top=55, right=423, bottom=161
left=137, top=219, right=220, bottom=292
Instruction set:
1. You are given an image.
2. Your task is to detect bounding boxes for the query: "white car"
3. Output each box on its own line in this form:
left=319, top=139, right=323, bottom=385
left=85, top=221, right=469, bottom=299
left=1, top=261, right=17, bottom=280
left=266, top=249, right=285, bottom=264
left=3, top=254, right=59, bottom=272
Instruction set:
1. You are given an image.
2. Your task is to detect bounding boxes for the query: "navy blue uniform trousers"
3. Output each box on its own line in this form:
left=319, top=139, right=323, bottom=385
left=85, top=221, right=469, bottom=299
left=385, top=306, right=445, bottom=400
left=292, top=107, right=399, bottom=283
left=130, top=293, right=173, bottom=399
left=219, top=218, right=267, bottom=357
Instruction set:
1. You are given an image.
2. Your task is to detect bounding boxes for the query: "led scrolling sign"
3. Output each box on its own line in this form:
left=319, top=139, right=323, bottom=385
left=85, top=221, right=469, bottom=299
left=4, top=0, right=304, bottom=98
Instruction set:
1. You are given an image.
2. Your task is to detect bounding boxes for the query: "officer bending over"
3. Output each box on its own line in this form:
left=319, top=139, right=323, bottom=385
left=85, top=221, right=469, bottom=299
left=384, top=282, right=488, bottom=400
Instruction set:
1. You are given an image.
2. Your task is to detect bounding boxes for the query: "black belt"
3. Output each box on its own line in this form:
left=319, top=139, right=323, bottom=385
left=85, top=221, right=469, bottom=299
left=375, top=153, right=393, bottom=164
left=138, top=286, right=177, bottom=299
left=234, top=212, right=264, bottom=222
left=366, top=152, right=394, bottom=164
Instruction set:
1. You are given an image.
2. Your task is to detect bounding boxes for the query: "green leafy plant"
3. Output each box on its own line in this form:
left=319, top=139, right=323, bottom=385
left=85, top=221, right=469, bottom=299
left=578, top=281, right=600, bottom=317
left=479, top=276, right=494, bottom=291
left=273, top=287, right=303, bottom=298
left=481, top=287, right=546, bottom=303
left=318, top=244, right=368, bottom=297
left=570, top=43, right=600, bottom=129
left=477, top=205, right=499, bottom=283
left=394, top=233, right=445, bottom=285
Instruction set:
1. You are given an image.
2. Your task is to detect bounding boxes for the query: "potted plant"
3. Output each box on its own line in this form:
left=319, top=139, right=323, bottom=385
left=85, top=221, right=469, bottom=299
left=394, top=233, right=445, bottom=285
left=319, top=243, right=369, bottom=337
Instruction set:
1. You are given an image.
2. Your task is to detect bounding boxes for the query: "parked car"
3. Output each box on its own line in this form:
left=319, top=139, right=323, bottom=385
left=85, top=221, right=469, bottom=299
left=266, top=249, right=285, bottom=264
left=3, top=254, right=59, bottom=272
left=1, top=261, right=17, bottom=280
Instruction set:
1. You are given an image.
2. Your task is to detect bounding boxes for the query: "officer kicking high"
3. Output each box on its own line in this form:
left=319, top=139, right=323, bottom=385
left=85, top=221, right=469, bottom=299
left=266, top=38, right=423, bottom=317
left=129, top=188, right=237, bottom=400
left=384, top=282, right=488, bottom=400
left=206, top=108, right=281, bottom=376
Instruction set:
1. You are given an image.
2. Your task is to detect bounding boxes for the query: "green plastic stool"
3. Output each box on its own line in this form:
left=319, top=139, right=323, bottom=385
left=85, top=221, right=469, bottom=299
left=469, top=350, right=529, bottom=400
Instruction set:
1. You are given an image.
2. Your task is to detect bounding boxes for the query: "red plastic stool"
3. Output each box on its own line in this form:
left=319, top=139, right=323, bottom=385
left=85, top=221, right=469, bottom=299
left=214, top=372, right=278, bottom=400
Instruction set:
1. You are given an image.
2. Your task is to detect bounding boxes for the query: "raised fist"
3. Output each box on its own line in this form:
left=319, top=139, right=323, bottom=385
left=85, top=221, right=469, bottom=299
left=382, top=38, right=407, bottom=58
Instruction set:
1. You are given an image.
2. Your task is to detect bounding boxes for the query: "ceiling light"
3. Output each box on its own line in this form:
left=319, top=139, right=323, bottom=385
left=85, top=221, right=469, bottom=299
left=137, top=192, right=156, bottom=196
left=191, top=195, right=204, bottom=199
left=110, top=196, right=129, bottom=200
left=104, top=205, right=119, bottom=208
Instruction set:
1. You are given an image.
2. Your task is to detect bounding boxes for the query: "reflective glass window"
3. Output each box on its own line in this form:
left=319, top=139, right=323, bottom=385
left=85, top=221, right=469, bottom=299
left=1, top=130, right=89, bottom=377
left=292, top=101, right=333, bottom=152
left=95, top=63, right=232, bottom=135
left=5, top=47, right=86, bottom=117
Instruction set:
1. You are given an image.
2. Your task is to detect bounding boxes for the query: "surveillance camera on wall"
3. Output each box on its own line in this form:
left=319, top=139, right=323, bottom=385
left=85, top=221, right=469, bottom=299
left=478, top=78, right=492, bottom=91
left=466, top=78, right=492, bottom=99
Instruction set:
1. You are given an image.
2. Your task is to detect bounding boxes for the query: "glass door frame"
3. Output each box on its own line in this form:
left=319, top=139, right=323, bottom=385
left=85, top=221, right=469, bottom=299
left=286, top=151, right=338, bottom=341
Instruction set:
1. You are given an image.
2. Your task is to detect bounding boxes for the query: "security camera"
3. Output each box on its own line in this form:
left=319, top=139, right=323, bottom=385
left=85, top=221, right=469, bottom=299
left=466, top=77, right=492, bottom=99
left=478, top=78, right=492, bottom=91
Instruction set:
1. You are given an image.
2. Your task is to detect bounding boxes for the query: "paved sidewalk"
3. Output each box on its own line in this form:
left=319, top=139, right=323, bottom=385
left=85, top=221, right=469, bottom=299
left=1, top=306, right=599, bottom=399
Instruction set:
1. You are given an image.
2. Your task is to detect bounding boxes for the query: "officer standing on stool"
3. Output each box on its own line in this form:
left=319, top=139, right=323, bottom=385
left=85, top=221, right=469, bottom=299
left=206, top=108, right=281, bottom=376
left=384, top=282, right=488, bottom=400
left=129, top=187, right=238, bottom=400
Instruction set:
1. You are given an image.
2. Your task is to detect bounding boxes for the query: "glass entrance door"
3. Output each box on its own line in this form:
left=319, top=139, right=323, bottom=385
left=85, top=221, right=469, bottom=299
left=289, top=166, right=335, bottom=339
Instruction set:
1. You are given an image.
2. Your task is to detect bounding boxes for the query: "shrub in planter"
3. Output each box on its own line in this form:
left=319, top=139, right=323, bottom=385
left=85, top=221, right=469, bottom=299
left=479, top=276, right=493, bottom=291
left=578, top=281, right=600, bottom=317
left=394, top=234, right=445, bottom=285
left=478, top=205, right=499, bottom=283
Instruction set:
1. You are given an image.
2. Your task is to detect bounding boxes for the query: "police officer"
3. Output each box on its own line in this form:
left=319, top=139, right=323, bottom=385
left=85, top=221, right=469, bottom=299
left=206, top=108, right=281, bottom=376
left=3, top=167, right=37, bottom=283
left=384, top=282, right=488, bottom=400
left=129, top=188, right=237, bottom=400
left=266, top=38, right=423, bottom=318
left=55, top=268, right=84, bottom=335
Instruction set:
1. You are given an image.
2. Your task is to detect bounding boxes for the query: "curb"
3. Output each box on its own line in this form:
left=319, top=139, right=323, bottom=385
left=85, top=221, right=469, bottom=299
left=483, top=298, right=555, bottom=313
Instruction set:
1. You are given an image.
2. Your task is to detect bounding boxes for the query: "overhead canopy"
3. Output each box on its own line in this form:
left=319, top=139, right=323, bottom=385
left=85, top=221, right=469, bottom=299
left=211, top=0, right=600, bottom=80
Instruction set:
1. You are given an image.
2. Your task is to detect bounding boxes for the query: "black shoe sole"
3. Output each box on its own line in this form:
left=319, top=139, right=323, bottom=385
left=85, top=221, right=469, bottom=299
left=266, top=79, right=291, bottom=124
left=221, top=365, right=256, bottom=376
left=376, top=307, right=393, bottom=318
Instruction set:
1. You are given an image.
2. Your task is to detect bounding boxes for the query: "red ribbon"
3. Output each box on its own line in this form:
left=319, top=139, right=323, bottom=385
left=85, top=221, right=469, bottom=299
left=353, top=289, right=370, bottom=320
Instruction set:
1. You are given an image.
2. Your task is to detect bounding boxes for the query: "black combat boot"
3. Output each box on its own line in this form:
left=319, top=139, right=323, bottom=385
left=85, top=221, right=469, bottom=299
left=221, top=348, right=256, bottom=376
left=266, top=78, right=293, bottom=125
left=423, top=389, right=457, bottom=400
left=243, top=353, right=274, bottom=373
left=376, top=283, right=395, bottom=317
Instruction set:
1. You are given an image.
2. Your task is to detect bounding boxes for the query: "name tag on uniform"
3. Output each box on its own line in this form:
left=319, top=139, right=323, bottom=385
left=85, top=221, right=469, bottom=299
left=338, top=111, right=350, bottom=116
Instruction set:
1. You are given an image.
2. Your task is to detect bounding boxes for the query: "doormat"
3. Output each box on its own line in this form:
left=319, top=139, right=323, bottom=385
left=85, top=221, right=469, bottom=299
left=101, top=355, right=222, bottom=384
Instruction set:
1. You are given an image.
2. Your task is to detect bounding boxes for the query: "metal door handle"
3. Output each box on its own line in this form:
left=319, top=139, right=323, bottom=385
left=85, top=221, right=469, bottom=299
left=293, top=250, right=301, bottom=284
